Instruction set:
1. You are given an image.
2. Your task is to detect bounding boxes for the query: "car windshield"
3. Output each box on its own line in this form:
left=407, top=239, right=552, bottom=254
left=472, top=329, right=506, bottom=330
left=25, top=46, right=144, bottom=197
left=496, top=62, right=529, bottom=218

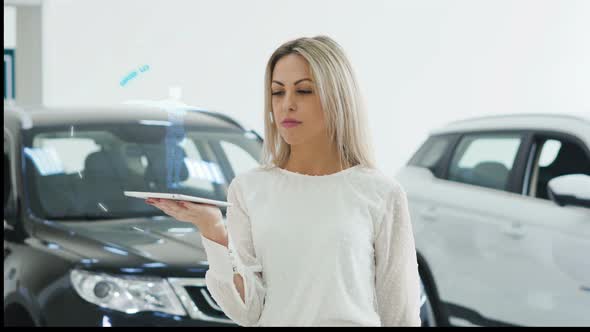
left=22, top=122, right=262, bottom=221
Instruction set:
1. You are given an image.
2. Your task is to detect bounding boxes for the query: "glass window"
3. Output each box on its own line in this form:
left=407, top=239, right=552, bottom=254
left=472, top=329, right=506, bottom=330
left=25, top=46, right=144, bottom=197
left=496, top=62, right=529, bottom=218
left=179, top=137, right=217, bottom=192
left=538, top=139, right=562, bottom=167
left=408, top=135, right=452, bottom=176
left=528, top=137, right=590, bottom=200
left=22, top=124, right=262, bottom=221
left=30, top=137, right=101, bottom=174
left=448, top=134, right=522, bottom=191
left=220, top=139, right=260, bottom=176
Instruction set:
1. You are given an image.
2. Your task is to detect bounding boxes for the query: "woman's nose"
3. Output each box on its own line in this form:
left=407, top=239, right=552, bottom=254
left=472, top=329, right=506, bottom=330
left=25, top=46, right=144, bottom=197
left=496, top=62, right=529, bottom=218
left=283, top=91, right=297, bottom=111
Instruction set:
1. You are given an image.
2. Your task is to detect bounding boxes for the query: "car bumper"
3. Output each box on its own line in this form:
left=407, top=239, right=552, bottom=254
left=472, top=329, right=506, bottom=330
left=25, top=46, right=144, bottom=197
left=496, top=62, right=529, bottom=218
left=40, top=286, right=237, bottom=326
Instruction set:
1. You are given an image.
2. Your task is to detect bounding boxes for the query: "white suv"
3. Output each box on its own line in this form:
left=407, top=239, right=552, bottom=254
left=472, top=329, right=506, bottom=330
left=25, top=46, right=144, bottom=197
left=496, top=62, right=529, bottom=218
left=397, top=114, right=590, bottom=327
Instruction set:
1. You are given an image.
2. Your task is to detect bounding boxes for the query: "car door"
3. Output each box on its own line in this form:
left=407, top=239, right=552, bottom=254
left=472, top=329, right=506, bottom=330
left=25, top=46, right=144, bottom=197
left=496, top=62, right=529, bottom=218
left=408, top=131, right=538, bottom=326
left=502, top=132, right=590, bottom=326
left=410, top=130, right=590, bottom=327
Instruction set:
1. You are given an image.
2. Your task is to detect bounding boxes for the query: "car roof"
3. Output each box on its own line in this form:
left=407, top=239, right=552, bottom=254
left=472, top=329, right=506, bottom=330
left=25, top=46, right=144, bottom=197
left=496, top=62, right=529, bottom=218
left=430, top=113, right=590, bottom=144
left=3, top=104, right=246, bottom=132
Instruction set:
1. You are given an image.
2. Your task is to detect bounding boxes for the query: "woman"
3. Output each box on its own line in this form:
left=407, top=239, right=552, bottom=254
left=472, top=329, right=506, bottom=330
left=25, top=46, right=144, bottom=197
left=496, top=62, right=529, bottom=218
left=146, top=35, right=422, bottom=327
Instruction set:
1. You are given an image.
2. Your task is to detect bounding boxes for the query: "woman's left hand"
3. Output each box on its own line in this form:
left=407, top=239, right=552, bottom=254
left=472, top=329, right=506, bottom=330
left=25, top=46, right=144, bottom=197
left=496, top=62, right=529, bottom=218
left=146, top=198, right=222, bottom=228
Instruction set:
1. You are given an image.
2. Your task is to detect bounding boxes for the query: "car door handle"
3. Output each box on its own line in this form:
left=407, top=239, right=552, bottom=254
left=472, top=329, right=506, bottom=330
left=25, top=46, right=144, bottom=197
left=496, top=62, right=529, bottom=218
left=502, top=223, right=525, bottom=239
left=420, top=207, right=437, bottom=222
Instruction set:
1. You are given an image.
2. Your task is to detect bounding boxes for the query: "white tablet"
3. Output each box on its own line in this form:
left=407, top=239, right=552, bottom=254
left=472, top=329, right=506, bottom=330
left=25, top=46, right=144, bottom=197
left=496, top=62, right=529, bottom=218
left=124, top=191, right=233, bottom=208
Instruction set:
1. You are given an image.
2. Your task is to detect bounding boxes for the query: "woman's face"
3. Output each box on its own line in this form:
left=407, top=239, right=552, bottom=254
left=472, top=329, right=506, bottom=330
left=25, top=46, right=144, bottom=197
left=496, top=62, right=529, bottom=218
left=271, top=54, right=327, bottom=146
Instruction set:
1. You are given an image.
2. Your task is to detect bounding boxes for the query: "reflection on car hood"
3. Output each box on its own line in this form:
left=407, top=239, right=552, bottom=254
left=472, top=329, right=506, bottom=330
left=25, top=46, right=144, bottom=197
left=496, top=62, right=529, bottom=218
left=32, top=216, right=224, bottom=278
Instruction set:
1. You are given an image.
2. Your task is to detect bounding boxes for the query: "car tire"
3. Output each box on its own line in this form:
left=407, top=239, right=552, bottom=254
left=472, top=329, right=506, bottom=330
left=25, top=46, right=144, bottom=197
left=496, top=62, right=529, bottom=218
left=420, top=276, right=437, bottom=326
left=4, top=304, right=37, bottom=326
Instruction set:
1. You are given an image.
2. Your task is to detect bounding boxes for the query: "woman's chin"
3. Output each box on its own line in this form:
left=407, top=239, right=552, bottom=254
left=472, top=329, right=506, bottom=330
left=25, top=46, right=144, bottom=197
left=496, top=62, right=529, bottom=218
left=282, top=136, right=304, bottom=146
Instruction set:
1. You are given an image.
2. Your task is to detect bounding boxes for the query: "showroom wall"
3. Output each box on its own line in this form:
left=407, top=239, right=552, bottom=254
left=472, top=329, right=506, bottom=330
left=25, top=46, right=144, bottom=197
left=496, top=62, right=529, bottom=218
left=28, top=0, right=590, bottom=174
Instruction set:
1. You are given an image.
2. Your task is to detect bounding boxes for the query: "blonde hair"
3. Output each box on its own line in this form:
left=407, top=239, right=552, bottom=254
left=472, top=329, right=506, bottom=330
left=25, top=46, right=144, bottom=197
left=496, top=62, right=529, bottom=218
left=260, top=35, right=376, bottom=171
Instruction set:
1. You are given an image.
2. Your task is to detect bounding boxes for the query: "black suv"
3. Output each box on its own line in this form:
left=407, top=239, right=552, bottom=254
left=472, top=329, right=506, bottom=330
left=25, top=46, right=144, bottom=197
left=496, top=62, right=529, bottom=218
left=4, top=105, right=262, bottom=326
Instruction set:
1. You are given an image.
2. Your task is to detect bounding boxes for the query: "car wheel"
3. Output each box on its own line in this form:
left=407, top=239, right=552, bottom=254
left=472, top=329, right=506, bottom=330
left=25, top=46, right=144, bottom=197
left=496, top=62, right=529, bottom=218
left=420, top=276, right=437, bottom=326
left=4, top=304, right=37, bottom=326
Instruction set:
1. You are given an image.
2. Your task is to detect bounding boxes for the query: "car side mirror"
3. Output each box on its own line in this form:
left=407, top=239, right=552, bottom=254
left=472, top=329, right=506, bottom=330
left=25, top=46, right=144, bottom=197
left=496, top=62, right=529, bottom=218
left=547, top=174, right=590, bottom=208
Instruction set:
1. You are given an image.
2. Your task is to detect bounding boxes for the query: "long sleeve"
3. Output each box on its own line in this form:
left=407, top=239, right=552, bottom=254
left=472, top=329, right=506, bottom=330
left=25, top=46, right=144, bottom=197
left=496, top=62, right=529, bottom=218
left=374, top=184, right=422, bottom=326
left=200, top=176, right=266, bottom=326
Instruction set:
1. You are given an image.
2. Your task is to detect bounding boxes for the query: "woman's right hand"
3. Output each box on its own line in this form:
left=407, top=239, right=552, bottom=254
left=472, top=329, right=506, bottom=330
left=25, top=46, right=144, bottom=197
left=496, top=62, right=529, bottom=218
left=146, top=198, right=228, bottom=246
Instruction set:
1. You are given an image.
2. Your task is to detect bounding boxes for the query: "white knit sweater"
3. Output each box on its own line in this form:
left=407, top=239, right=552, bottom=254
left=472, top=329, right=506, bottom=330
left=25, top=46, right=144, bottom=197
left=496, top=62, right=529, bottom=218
left=200, top=165, right=422, bottom=327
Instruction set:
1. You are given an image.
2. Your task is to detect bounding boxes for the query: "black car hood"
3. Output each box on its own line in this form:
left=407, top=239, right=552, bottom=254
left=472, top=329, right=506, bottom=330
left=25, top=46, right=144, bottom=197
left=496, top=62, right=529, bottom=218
left=32, top=216, right=221, bottom=278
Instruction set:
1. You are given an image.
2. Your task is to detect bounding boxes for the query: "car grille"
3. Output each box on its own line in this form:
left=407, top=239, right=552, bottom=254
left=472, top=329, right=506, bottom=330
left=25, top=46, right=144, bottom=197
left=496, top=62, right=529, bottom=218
left=167, top=277, right=234, bottom=324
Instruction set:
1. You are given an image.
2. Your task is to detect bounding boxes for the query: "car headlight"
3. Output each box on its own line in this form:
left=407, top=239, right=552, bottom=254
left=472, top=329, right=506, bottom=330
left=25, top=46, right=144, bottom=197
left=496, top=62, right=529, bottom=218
left=70, top=269, right=186, bottom=316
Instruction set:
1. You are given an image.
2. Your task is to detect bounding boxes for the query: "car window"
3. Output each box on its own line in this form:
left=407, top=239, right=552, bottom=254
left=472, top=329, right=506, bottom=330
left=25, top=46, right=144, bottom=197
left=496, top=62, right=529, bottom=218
left=527, top=137, right=590, bottom=200
left=179, top=137, right=219, bottom=191
left=22, top=124, right=262, bottom=221
left=448, top=134, right=522, bottom=191
left=408, top=135, right=453, bottom=177
left=220, top=139, right=260, bottom=176
left=29, top=137, right=101, bottom=174
left=538, top=140, right=562, bottom=167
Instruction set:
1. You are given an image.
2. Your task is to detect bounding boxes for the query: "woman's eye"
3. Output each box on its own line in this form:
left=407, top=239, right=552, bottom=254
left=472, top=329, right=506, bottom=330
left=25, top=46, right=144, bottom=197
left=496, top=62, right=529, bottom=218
left=271, top=90, right=312, bottom=96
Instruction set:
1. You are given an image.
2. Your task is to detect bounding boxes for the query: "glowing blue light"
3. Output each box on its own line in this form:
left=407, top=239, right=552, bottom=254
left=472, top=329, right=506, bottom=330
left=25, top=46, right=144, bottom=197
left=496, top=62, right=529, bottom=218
left=120, top=64, right=150, bottom=87
left=165, top=113, right=186, bottom=188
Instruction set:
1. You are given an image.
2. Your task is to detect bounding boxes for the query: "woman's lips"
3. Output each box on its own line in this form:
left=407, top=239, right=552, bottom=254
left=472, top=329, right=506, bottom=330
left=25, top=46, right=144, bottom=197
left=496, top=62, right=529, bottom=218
left=281, top=121, right=301, bottom=128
